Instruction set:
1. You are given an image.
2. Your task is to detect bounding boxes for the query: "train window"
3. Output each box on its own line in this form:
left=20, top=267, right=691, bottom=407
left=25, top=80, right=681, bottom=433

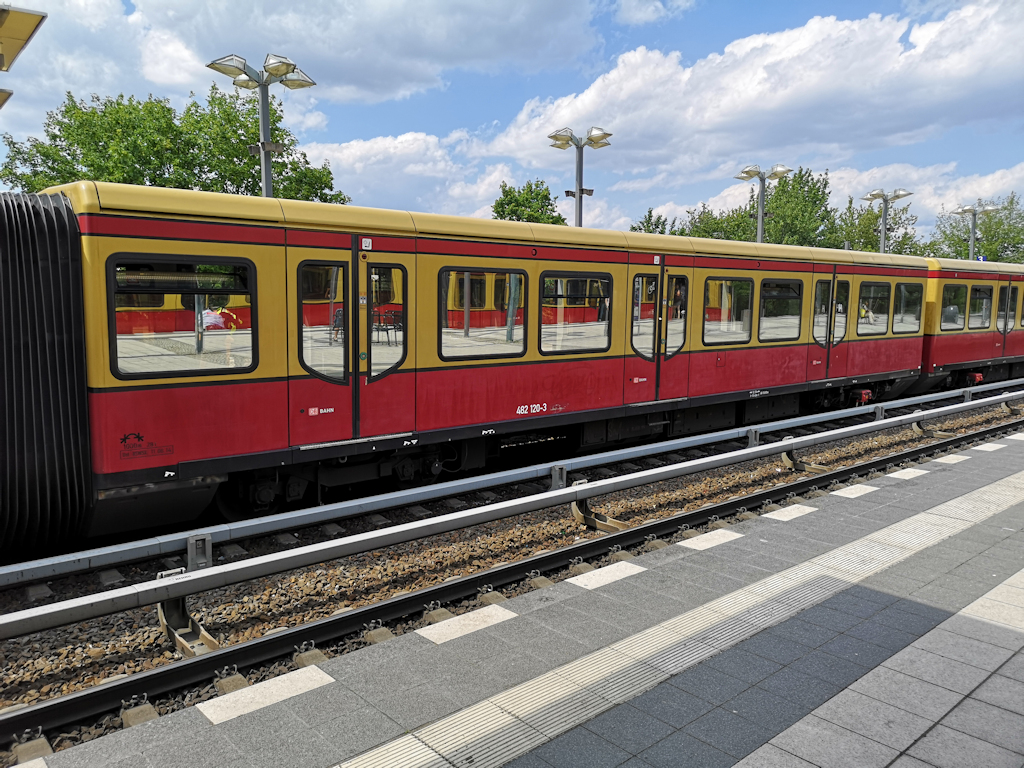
left=940, top=284, right=967, bottom=330
left=969, top=285, right=993, bottom=330
left=369, top=265, right=407, bottom=379
left=758, top=280, right=802, bottom=342
left=439, top=269, right=526, bottom=359
left=703, top=278, right=753, bottom=345
left=299, top=263, right=347, bottom=382
left=833, top=281, right=850, bottom=343
left=812, top=281, right=830, bottom=346
left=665, top=276, right=687, bottom=357
left=109, top=259, right=256, bottom=377
left=856, top=282, right=891, bottom=336
left=892, top=283, right=924, bottom=334
left=540, top=271, right=612, bottom=354
left=998, top=285, right=1018, bottom=333
left=631, top=275, right=658, bottom=359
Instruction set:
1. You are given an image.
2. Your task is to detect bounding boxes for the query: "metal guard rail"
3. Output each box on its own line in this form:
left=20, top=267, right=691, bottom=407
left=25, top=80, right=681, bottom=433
left=3, top=375, right=1022, bottom=589
left=2, top=387, right=1022, bottom=640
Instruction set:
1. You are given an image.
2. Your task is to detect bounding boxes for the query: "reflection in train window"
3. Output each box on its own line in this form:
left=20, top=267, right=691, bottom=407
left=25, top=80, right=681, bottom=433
left=110, top=259, right=255, bottom=377
left=439, top=269, right=526, bottom=359
left=758, top=280, right=802, bottom=342
left=969, top=285, right=993, bottom=330
left=703, top=278, right=753, bottom=345
left=631, top=275, right=658, bottom=359
left=665, top=276, right=687, bottom=357
left=299, top=263, right=347, bottom=382
left=812, top=280, right=830, bottom=346
left=857, top=282, right=890, bottom=336
left=540, top=272, right=611, bottom=353
left=892, top=283, right=923, bottom=334
left=369, top=265, right=406, bottom=379
left=998, top=285, right=1018, bottom=333
left=940, top=284, right=967, bottom=331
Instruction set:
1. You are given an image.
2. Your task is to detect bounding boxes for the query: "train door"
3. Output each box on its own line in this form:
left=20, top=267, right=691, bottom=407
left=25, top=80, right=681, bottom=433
left=658, top=265, right=691, bottom=400
left=288, top=246, right=354, bottom=447
left=997, top=277, right=1018, bottom=359
left=807, top=270, right=850, bottom=381
left=355, top=240, right=416, bottom=437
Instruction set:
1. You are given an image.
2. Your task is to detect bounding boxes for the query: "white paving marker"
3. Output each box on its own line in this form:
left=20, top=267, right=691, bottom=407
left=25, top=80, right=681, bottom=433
left=932, top=455, right=971, bottom=464
left=566, top=560, right=646, bottom=589
left=334, top=469, right=1024, bottom=768
left=888, top=468, right=930, bottom=480
left=763, top=504, right=817, bottom=521
left=973, top=443, right=1006, bottom=452
left=416, top=604, right=517, bottom=644
left=197, top=665, right=333, bottom=724
left=831, top=484, right=879, bottom=498
left=678, top=529, right=744, bottom=550
left=1006, top=434, right=1024, bottom=441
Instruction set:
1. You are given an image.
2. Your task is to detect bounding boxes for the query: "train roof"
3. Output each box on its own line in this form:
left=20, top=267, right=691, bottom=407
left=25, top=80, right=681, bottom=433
left=47, top=181, right=1022, bottom=274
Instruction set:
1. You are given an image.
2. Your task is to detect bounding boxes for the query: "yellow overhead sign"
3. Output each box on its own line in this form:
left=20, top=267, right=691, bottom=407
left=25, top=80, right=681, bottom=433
left=0, top=5, right=47, bottom=72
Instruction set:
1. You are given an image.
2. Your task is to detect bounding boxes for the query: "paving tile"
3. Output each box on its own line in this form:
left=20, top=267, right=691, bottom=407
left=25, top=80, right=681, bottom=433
left=888, top=757, right=937, bottom=768
left=973, top=673, right=1024, bottom=716
left=286, top=681, right=368, bottom=727
left=667, top=664, right=750, bottom=705
left=770, top=714, right=898, bottom=768
left=501, top=581, right=584, bottom=615
left=732, top=743, right=817, bottom=767
left=812, top=689, right=932, bottom=750
left=314, top=705, right=405, bottom=763
left=218, top=705, right=339, bottom=768
left=505, top=754, right=554, bottom=768
left=872, top=605, right=945, bottom=636
left=629, top=682, right=715, bottom=728
left=941, top=697, right=1024, bottom=754
left=766, top=618, right=840, bottom=649
left=912, top=627, right=1015, bottom=671
left=533, top=727, right=632, bottom=768
left=795, top=604, right=864, bottom=633
left=937, top=613, right=1024, bottom=652
left=843, top=584, right=902, bottom=607
left=735, top=632, right=814, bottom=665
left=582, top=704, right=675, bottom=755
left=844, top=618, right=919, bottom=652
left=858, top=572, right=930, bottom=597
left=818, top=592, right=887, bottom=619
left=788, top=649, right=870, bottom=687
left=882, top=646, right=991, bottom=694
left=722, top=686, right=807, bottom=732
left=704, top=647, right=783, bottom=684
left=637, top=729, right=734, bottom=768
left=908, top=724, right=1024, bottom=768
left=683, top=706, right=774, bottom=758
left=478, top=614, right=594, bottom=667
left=818, top=633, right=894, bottom=668
left=850, top=665, right=965, bottom=721
left=757, top=667, right=843, bottom=710
left=1000, top=653, right=1024, bottom=683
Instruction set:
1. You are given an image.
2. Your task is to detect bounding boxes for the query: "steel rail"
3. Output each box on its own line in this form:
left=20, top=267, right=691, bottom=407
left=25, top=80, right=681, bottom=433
left=3, top=388, right=1022, bottom=640
left=4, top=376, right=1021, bottom=589
left=0, top=417, right=1018, bottom=738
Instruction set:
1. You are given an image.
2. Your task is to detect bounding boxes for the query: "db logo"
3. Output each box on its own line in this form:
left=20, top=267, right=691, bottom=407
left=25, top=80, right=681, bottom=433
left=308, top=406, right=335, bottom=416
left=308, top=407, right=319, bottom=416
left=632, top=377, right=647, bottom=384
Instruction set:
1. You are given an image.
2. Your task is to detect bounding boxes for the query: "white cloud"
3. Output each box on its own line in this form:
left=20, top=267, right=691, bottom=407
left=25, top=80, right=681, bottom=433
left=138, top=29, right=207, bottom=86
left=615, top=0, right=694, bottom=26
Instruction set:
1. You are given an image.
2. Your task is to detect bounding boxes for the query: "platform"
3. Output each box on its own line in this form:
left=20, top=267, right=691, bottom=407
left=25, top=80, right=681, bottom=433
left=27, top=435, right=1024, bottom=768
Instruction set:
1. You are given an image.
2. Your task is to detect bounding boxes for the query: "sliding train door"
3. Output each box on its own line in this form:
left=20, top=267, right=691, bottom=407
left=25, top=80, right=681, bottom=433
left=807, top=268, right=850, bottom=382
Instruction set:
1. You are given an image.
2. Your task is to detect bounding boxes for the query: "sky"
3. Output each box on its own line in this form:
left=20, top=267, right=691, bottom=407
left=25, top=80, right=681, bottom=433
left=1, top=0, right=1022, bottom=235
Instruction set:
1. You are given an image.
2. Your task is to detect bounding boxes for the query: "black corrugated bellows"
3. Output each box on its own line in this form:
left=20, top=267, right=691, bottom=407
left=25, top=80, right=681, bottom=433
left=0, top=192, right=91, bottom=555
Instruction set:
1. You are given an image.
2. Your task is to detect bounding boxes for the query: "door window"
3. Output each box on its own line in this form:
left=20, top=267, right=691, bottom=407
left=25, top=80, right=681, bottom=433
left=998, top=286, right=1018, bottom=333
left=857, top=282, right=891, bottom=336
left=969, top=285, right=993, bottom=329
left=703, top=278, right=753, bottom=345
left=369, top=265, right=407, bottom=379
left=892, top=283, right=923, bottom=334
left=665, top=275, right=687, bottom=357
left=631, top=275, right=658, bottom=359
left=299, top=263, right=347, bottom=382
left=941, top=284, right=967, bottom=330
left=812, top=280, right=831, bottom=346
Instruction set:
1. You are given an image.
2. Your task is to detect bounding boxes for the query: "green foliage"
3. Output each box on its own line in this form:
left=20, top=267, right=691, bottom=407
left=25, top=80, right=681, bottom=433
left=0, top=86, right=350, bottom=204
left=491, top=179, right=567, bottom=225
left=836, top=197, right=921, bottom=255
left=630, top=208, right=675, bottom=234
left=678, top=200, right=757, bottom=241
left=763, top=168, right=838, bottom=247
left=927, top=193, right=1024, bottom=262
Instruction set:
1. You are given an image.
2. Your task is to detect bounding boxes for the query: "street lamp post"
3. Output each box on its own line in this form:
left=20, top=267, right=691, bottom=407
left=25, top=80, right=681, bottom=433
left=548, top=127, right=612, bottom=227
left=207, top=53, right=316, bottom=197
left=951, top=204, right=999, bottom=261
left=860, top=188, right=913, bottom=254
left=734, top=164, right=793, bottom=243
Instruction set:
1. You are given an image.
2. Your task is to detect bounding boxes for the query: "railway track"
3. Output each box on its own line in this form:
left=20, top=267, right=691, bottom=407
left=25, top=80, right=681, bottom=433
left=1, top=391, right=1023, bottom=763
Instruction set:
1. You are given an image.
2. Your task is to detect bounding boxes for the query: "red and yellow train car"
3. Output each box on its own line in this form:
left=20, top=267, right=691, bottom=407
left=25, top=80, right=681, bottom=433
left=3, top=182, right=1023, bottom=552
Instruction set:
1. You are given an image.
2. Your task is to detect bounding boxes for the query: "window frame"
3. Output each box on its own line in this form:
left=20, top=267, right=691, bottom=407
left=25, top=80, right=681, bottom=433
left=855, top=281, right=892, bottom=338
left=664, top=274, right=688, bottom=361
left=968, top=284, right=993, bottom=330
left=701, top=276, right=755, bottom=347
left=106, top=252, right=259, bottom=381
left=891, top=282, right=924, bottom=336
left=538, top=269, right=613, bottom=356
left=757, top=278, right=803, bottom=343
left=630, top=273, right=660, bottom=362
left=367, top=262, right=409, bottom=383
left=1000, top=284, right=1020, bottom=334
left=812, top=279, right=831, bottom=349
left=297, top=259, right=349, bottom=386
left=939, top=283, right=968, bottom=332
left=437, top=267, right=529, bottom=362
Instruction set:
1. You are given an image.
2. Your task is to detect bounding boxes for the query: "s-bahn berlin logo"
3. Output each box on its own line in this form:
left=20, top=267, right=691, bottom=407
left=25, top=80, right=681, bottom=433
left=120, top=433, right=174, bottom=460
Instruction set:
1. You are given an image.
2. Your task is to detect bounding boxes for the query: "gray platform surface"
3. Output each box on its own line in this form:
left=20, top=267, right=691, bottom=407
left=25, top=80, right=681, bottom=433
left=33, top=435, right=1024, bottom=768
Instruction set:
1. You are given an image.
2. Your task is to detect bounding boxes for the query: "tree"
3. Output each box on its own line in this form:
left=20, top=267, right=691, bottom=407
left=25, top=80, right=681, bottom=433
left=630, top=208, right=676, bottom=234
left=926, top=193, right=1024, bottom=262
left=763, top=168, right=839, bottom=248
left=678, top=200, right=756, bottom=241
left=491, top=179, right=566, bottom=224
left=835, top=197, right=921, bottom=255
left=0, top=86, right=350, bottom=204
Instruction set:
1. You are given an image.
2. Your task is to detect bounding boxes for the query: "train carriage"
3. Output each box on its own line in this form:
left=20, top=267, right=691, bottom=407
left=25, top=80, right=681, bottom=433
left=2, top=180, right=1022, bottom=553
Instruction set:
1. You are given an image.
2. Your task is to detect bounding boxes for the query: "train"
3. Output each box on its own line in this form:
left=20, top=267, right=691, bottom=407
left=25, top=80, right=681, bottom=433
left=3, top=182, right=1023, bottom=554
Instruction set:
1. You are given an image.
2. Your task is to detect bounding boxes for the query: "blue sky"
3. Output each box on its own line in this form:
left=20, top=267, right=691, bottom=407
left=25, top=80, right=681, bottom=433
left=2, top=0, right=1021, bottom=234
